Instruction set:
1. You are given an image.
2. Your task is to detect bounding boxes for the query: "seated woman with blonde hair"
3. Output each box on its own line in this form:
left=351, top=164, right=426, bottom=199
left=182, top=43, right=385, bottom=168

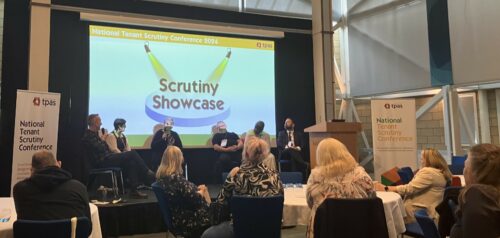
left=306, top=138, right=374, bottom=238
left=451, top=144, right=500, bottom=238
left=156, top=146, right=211, bottom=237
left=374, top=148, right=452, bottom=223
left=202, top=137, right=283, bottom=238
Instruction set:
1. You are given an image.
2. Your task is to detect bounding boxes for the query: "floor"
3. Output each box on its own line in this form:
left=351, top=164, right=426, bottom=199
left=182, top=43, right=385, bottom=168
left=119, top=225, right=307, bottom=238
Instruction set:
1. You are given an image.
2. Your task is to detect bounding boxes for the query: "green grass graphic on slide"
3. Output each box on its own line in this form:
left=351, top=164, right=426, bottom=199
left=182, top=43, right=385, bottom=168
left=128, top=134, right=277, bottom=148
left=128, top=134, right=212, bottom=148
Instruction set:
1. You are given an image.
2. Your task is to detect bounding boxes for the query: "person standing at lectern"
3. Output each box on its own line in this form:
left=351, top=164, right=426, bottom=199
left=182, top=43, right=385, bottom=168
left=277, top=118, right=309, bottom=177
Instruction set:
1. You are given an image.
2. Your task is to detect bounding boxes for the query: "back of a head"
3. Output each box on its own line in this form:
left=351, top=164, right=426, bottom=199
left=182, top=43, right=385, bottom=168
left=243, top=137, right=270, bottom=165
left=32, top=150, right=58, bottom=172
left=156, top=146, right=184, bottom=178
left=316, top=138, right=357, bottom=176
left=468, top=143, right=500, bottom=188
left=423, top=148, right=452, bottom=181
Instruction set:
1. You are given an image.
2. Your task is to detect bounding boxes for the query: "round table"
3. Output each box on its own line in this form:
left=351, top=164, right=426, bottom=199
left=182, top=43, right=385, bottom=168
left=283, top=186, right=406, bottom=238
left=0, top=197, right=102, bottom=238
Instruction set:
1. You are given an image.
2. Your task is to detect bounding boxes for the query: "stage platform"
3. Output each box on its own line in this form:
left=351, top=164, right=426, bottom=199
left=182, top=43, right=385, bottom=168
left=94, top=184, right=223, bottom=237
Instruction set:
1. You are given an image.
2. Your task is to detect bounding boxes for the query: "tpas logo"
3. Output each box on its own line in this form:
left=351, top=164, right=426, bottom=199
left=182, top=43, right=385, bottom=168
left=33, top=97, right=57, bottom=107
left=33, top=97, right=41, bottom=106
left=384, top=103, right=403, bottom=109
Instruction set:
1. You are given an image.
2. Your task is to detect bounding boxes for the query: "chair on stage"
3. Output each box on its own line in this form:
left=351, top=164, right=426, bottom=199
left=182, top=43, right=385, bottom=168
left=231, top=195, right=284, bottom=238
left=14, top=217, right=91, bottom=238
left=414, top=209, right=441, bottom=238
left=88, top=167, right=125, bottom=197
left=314, top=197, right=389, bottom=238
left=221, top=172, right=229, bottom=183
left=83, top=147, right=125, bottom=197
left=280, top=172, right=302, bottom=184
left=152, top=182, right=184, bottom=237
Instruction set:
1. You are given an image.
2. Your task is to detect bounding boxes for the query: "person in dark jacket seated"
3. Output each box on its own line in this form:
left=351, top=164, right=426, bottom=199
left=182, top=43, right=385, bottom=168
left=277, top=118, right=309, bottom=176
left=212, top=121, right=243, bottom=182
left=82, top=114, right=154, bottom=198
left=151, top=117, right=183, bottom=170
left=13, top=150, right=91, bottom=226
left=450, top=144, right=500, bottom=238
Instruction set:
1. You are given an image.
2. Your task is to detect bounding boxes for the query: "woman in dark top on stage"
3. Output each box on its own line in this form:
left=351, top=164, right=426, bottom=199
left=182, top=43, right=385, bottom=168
left=151, top=118, right=183, bottom=170
left=156, top=146, right=211, bottom=237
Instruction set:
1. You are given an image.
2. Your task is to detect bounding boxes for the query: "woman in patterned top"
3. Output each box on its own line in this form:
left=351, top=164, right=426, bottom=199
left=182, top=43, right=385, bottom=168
left=156, top=146, right=211, bottom=237
left=306, top=138, right=375, bottom=238
left=202, top=137, right=283, bottom=238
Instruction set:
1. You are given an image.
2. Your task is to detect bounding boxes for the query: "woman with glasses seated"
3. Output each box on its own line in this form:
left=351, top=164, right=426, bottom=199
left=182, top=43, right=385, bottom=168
left=202, top=137, right=283, bottom=238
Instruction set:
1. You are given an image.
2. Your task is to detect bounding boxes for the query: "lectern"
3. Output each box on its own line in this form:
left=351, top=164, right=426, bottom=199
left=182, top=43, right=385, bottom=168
left=304, top=122, right=362, bottom=168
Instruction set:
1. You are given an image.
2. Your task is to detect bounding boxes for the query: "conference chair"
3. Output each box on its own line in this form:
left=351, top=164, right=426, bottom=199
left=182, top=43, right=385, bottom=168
left=231, top=195, right=284, bottom=238
left=436, top=186, right=462, bottom=237
left=449, top=155, right=467, bottom=175
left=280, top=171, right=302, bottom=184
left=221, top=172, right=229, bottom=183
left=277, top=158, right=291, bottom=172
left=13, top=217, right=91, bottom=238
left=403, top=222, right=424, bottom=238
left=88, top=167, right=125, bottom=197
left=414, top=209, right=440, bottom=238
left=397, top=167, right=414, bottom=184
left=313, top=197, right=389, bottom=238
left=152, top=182, right=184, bottom=238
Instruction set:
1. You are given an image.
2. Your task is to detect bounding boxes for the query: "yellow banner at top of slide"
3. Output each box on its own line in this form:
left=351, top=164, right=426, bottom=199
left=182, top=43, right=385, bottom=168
left=90, top=25, right=274, bottom=50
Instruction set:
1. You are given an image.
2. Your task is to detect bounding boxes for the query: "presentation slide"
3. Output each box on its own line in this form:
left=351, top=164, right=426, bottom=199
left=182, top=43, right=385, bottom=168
left=89, top=25, right=276, bottom=147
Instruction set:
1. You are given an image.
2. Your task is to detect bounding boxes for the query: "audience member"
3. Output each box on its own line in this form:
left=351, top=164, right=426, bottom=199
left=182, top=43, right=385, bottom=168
left=375, top=148, right=452, bottom=223
left=151, top=117, right=183, bottom=170
left=105, top=118, right=131, bottom=153
left=82, top=114, right=154, bottom=198
left=244, top=121, right=276, bottom=171
left=202, top=137, right=283, bottom=238
left=277, top=118, right=309, bottom=176
left=450, top=144, right=500, bottom=238
left=212, top=121, right=243, bottom=183
left=156, top=146, right=211, bottom=237
left=306, top=138, right=374, bottom=238
left=13, top=150, right=91, bottom=225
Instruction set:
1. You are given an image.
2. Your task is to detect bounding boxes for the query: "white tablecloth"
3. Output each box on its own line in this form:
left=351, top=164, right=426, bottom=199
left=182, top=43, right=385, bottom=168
left=283, top=186, right=406, bottom=238
left=0, top=197, right=102, bottom=238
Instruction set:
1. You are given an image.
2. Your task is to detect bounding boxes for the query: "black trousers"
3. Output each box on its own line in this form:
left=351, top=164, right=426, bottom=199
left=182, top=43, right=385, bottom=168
left=98, top=151, right=150, bottom=189
left=214, top=152, right=241, bottom=183
left=279, top=148, right=309, bottom=180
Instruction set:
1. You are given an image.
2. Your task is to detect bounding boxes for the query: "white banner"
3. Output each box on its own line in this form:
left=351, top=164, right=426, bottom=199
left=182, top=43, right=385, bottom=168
left=372, top=99, right=417, bottom=180
left=11, top=90, right=61, bottom=194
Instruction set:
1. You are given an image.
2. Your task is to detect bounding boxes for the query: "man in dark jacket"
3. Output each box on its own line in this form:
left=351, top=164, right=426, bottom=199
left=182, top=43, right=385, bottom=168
left=82, top=114, right=154, bottom=198
left=277, top=118, right=309, bottom=178
left=13, top=150, right=91, bottom=223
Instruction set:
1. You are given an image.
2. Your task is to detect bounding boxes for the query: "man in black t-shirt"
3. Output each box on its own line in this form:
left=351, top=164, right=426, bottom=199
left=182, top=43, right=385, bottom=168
left=212, top=121, right=243, bottom=183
